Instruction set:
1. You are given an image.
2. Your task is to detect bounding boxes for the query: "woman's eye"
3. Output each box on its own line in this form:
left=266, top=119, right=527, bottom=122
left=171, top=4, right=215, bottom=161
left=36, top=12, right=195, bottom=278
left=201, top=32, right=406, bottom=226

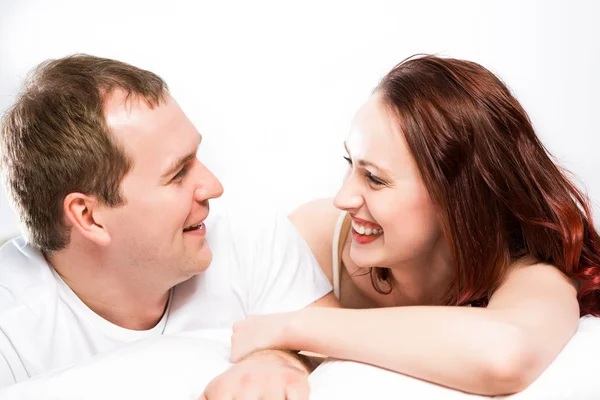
left=343, top=156, right=352, bottom=165
left=367, top=174, right=385, bottom=186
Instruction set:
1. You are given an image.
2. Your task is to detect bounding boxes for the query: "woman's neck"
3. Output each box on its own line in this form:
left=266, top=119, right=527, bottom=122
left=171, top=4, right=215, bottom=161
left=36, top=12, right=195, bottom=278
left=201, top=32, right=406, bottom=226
left=342, top=232, right=454, bottom=308
left=387, top=249, right=453, bottom=306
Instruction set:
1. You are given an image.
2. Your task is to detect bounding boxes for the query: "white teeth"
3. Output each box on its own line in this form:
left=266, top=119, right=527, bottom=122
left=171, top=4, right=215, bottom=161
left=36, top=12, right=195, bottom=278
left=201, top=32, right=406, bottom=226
left=352, top=221, right=383, bottom=236
left=184, top=222, right=203, bottom=232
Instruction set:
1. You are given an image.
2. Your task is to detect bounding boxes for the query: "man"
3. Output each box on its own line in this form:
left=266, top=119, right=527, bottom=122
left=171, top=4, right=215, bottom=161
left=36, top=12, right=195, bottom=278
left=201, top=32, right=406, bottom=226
left=0, top=55, right=335, bottom=397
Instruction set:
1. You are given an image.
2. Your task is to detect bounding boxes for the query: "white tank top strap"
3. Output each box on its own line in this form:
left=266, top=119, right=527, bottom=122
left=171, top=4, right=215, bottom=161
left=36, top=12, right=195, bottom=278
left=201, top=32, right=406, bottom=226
left=331, top=211, right=349, bottom=300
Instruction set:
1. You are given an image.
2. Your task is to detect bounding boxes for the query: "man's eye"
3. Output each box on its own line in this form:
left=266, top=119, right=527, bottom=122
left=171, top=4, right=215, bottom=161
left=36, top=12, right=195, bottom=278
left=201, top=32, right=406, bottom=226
left=172, top=166, right=188, bottom=181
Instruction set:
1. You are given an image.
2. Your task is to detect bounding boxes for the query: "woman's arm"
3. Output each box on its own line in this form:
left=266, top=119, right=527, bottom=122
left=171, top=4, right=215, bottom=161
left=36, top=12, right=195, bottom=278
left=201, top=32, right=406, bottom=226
left=233, top=200, right=580, bottom=396
left=281, top=263, right=578, bottom=395
left=233, top=263, right=579, bottom=395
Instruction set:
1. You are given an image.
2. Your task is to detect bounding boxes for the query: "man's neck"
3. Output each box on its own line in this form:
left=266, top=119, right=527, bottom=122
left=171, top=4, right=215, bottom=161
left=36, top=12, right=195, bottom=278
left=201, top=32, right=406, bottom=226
left=45, top=248, right=171, bottom=331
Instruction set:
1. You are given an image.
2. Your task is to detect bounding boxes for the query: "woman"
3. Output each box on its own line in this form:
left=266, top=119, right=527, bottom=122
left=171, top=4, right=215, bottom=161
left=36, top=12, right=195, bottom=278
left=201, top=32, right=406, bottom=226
left=230, top=55, right=600, bottom=395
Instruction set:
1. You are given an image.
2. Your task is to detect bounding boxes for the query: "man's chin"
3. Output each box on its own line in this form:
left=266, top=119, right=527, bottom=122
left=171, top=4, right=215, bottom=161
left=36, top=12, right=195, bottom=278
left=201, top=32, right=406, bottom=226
left=194, top=246, right=213, bottom=273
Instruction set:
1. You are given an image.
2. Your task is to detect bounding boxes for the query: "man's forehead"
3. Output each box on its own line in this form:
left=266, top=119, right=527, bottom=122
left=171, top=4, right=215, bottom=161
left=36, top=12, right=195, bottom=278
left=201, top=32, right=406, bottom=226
left=103, top=89, right=162, bottom=130
left=101, top=91, right=201, bottom=174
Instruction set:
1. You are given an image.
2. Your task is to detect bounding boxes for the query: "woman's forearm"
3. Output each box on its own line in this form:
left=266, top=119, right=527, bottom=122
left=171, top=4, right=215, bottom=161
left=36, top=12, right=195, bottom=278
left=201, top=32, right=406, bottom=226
left=286, top=306, right=537, bottom=395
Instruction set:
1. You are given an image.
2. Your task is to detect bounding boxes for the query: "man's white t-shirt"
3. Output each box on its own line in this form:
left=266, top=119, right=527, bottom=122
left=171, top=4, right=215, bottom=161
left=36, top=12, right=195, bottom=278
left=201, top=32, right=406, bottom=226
left=0, top=210, right=332, bottom=388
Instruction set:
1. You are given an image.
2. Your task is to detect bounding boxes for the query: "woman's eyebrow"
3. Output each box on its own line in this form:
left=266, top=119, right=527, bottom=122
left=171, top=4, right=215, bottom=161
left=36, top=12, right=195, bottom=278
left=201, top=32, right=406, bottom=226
left=344, top=141, right=393, bottom=178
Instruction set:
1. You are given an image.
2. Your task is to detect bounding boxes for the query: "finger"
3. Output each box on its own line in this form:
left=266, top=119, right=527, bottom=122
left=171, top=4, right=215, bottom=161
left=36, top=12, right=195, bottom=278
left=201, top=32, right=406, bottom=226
left=202, top=378, right=231, bottom=400
left=235, top=381, right=262, bottom=400
left=231, top=344, right=251, bottom=363
left=232, top=321, right=245, bottom=335
left=230, top=348, right=242, bottom=363
left=261, top=383, right=286, bottom=400
left=263, top=379, right=286, bottom=400
left=285, top=380, right=310, bottom=400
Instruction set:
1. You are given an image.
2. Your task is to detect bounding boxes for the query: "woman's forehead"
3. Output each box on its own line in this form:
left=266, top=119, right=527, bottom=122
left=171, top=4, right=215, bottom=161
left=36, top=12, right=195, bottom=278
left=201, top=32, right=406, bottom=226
left=346, top=97, right=414, bottom=172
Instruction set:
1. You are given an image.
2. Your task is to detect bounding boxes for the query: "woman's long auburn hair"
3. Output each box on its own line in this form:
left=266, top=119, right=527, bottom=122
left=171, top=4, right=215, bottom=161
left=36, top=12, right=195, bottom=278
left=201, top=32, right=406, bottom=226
left=372, top=54, right=600, bottom=316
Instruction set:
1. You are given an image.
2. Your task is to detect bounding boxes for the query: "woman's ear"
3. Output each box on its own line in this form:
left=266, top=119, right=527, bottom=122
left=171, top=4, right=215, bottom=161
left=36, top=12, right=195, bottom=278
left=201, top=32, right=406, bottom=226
left=63, top=193, right=111, bottom=246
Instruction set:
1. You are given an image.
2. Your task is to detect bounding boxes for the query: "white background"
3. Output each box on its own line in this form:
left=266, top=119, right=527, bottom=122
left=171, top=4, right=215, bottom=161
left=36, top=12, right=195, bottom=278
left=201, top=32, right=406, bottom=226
left=1, top=0, right=599, bottom=241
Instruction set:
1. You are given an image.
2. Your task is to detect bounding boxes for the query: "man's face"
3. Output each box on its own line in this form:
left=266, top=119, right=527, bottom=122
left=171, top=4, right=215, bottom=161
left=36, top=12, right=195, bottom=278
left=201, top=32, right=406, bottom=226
left=100, top=90, right=223, bottom=285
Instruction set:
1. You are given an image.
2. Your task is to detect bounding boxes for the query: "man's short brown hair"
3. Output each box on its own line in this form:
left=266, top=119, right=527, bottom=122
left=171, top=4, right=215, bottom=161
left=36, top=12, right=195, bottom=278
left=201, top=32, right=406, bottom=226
left=0, top=54, right=169, bottom=252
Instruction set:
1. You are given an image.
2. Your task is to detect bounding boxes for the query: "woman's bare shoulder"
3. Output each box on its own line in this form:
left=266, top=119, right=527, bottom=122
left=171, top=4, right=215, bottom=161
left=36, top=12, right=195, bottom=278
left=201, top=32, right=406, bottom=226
left=289, top=198, right=343, bottom=283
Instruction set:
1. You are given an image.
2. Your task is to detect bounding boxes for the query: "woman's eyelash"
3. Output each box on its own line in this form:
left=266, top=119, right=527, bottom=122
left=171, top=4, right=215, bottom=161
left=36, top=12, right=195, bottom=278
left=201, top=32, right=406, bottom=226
left=367, top=174, right=385, bottom=186
left=344, top=156, right=385, bottom=186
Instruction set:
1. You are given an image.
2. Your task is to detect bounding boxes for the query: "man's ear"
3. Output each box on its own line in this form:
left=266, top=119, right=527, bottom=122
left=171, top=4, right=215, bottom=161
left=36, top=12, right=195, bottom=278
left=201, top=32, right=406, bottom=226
left=63, top=193, right=111, bottom=246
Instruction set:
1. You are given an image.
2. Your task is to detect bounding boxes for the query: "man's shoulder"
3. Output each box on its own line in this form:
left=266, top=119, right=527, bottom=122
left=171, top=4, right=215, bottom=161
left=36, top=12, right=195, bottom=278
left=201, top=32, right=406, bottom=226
left=0, top=237, right=56, bottom=313
left=0, top=238, right=64, bottom=383
left=0, top=237, right=52, bottom=282
left=0, top=236, right=43, bottom=264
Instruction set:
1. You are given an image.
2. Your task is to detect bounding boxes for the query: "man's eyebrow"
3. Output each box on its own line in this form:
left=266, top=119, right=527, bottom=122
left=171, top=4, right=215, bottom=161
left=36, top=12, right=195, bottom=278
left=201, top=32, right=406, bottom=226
left=343, top=141, right=393, bottom=177
left=161, top=135, right=202, bottom=179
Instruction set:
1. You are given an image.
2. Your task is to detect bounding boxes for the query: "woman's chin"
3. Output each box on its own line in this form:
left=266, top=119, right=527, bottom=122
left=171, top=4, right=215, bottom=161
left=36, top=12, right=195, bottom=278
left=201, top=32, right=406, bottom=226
left=349, top=247, right=386, bottom=270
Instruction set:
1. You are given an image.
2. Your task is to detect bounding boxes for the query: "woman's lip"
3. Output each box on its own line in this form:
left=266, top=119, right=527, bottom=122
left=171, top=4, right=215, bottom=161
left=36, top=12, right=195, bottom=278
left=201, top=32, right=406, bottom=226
left=351, top=227, right=382, bottom=244
left=350, top=215, right=382, bottom=229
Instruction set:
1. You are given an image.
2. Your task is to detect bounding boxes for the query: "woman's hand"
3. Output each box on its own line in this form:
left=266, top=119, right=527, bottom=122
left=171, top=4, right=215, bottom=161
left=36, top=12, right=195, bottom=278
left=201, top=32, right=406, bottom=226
left=231, top=311, right=301, bottom=363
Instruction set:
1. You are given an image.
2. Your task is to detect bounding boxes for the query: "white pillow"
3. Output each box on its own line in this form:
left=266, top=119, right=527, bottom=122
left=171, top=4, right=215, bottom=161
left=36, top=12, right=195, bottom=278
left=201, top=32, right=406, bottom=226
left=310, top=316, right=600, bottom=400
left=309, top=359, right=490, bottom=400
left=497, top=315, right=600, bottom=400
left=0, top=329, right=233, bottom=400
left=3, top=317, right=599, bottom=399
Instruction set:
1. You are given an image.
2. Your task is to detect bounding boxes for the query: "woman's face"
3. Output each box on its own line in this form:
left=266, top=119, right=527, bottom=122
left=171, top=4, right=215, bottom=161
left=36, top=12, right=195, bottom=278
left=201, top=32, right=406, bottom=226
left=334, top=94, right=447, bottom=270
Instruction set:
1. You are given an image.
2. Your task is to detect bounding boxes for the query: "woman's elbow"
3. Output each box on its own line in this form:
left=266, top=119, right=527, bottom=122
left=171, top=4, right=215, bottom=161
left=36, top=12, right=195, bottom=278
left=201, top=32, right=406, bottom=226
left=483, top=328, right=543, bottom=395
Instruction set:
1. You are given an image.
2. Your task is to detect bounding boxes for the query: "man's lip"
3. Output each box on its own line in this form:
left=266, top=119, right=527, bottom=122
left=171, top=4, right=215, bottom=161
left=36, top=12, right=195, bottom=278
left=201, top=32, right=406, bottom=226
left=183, top=222, right=204, bottom=232
left=184, top=217, right=208, bottom=231
left=183, top=222, right=207, bottom=237
left=350, top=215, right=382, bottom=229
